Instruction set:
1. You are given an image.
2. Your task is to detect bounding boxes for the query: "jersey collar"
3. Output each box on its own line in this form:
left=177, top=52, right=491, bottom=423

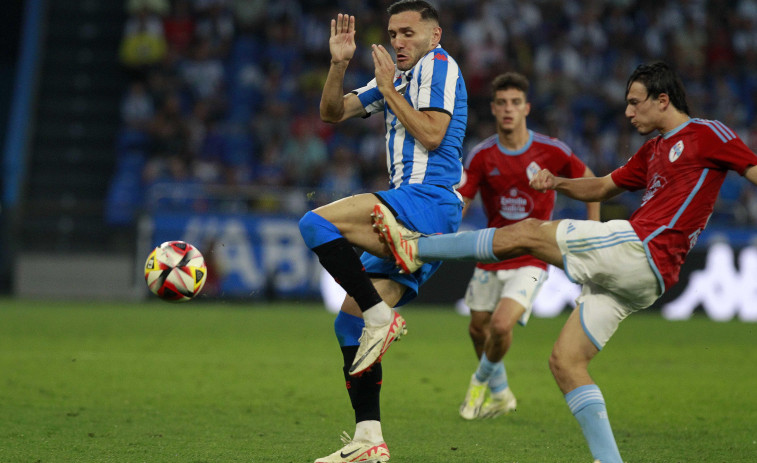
left=662, top=118, right=693, bottom=139
left=497, top=130, right=533, bottom=156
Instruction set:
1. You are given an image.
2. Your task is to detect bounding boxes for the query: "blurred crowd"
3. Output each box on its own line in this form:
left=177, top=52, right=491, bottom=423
left=108, top=0, right=757, bottom=227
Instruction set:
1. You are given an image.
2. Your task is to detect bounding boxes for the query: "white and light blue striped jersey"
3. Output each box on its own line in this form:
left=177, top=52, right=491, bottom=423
left=351, top=45, right=467, bottom=190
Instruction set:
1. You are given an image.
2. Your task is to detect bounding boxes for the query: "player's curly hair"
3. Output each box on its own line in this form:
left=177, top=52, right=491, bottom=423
left=387, top=0, right=439, bottom=23
left=627, top=61, right=691, bottom=116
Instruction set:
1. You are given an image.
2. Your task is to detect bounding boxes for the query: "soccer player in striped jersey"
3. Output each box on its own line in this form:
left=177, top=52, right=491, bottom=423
left=456, top=72, right=600, bottom=421
left=375, top=61, right=757, bottom=463
left=298, top=1, right=467, bottom=462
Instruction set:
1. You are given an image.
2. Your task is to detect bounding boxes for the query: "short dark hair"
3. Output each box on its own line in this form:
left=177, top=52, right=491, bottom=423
left=387, top=0, right=439, bottom=23
left=626, top=61, right=691, bottom=115
left=491, top=72, right=530, bottom=99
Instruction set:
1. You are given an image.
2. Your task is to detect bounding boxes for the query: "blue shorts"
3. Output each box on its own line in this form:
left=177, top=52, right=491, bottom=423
left=361, top=184, right=463, bottom=306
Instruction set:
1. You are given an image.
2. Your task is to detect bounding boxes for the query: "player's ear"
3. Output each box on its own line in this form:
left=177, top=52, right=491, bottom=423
left=656, top=92, right=670, bottom=110
left=431, top=26, right=441, bottom=47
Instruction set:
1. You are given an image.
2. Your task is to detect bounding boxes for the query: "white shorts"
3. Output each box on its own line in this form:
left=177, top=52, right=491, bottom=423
left=464, top=266, right=548, bottom=326
left=556, top=219, right=661, bottom=350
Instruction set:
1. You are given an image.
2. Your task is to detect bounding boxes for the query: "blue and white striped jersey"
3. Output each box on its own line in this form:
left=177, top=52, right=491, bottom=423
left=352, top=45, right=467, bottom=190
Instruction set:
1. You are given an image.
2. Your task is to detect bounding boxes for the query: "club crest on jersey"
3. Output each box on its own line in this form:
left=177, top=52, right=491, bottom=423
left=669, top=140, right=684, bottom=162
left=526, top=161, right=541, bottom=180
left=499, top=187, right=534, bottom=220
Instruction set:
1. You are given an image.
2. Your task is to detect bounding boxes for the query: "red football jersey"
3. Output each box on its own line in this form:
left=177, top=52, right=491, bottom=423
left=611, top=118, right=757, bottom=292
left=459, top=131, right=589, bottom=271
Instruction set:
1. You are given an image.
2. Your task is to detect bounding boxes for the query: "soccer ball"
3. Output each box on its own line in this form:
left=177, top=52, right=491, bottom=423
left=144, top=241, right=208, bottom=302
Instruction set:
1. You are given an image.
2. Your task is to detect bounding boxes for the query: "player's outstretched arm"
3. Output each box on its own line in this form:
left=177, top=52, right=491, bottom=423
left=531, top=169, right=623, bottom=203
left=320, top=14, right=365, bottom=123
left=744, top=165, right=757, bottom=186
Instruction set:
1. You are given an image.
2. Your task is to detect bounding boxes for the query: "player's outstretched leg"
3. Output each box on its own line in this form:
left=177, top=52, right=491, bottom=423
left=375, top=203, right=502, bottom=272
left=314, top=431, right=390, bottom=463
left=349, top=309, right=407, bottom=376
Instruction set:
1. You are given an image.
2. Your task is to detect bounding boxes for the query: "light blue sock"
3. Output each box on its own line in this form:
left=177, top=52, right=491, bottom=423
left=565, top=385, right=622, bottom=463
left=487, top=361, right=508, bottom=393
left=474, top=352, right=498, bottom=383
left=417, top=228, right=498, bottom=262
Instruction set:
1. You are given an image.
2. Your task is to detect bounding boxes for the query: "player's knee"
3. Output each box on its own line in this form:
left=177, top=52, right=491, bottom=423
left=549, top=343, right=587, bottom=386
left=488, top=316, right=515, bottom=340
left=299, top=211, right=342, bottom=249
left=548, top=343, right=574, bottom=382
left=494, top=218, right=544, bottom=251
left=548, top=349, right=562, bottom=379
left=468, top=320, right=487, bottom=343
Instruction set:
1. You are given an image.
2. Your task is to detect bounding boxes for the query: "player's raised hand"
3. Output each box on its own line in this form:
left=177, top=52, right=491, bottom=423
left=329, top=14, right=356, bottom=65
left=371, top=44, right=396, bottom=93
left=530, top=168, right=557, bottom=192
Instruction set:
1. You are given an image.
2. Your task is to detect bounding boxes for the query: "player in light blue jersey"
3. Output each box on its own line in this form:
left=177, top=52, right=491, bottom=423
left=298, top=1, right=467, bottom=461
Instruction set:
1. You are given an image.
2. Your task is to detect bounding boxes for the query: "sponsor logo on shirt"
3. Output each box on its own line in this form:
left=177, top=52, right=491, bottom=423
left=499, top=187, right=534, bottom=220
left=641, top=173, right=667, bottom=206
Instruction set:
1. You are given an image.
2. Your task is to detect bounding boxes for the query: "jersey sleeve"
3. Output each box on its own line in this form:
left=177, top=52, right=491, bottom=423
left=611, top=141, right=652, bottom=191
left=457, top=149, right=483, bottom=199
left=699, top=123, right=757, bottom=175
left=559, top=148, right=589, bottom=179
left=416, top=48, right=458, bottom=116
left=351, top=78, right=384, bottom=115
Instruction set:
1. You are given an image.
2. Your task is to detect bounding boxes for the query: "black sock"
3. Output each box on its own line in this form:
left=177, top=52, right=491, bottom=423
left=313, top=238, right=383, bottom=312
left=341, top=345, right=381, bottom=422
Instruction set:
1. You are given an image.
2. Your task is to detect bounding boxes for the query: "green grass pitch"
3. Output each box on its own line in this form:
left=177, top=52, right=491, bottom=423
left=0, top=298, right=755, bottom=462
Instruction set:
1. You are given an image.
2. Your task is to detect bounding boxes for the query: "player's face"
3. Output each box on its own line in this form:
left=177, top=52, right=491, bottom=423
left=491, top=88, right=530, bottom=135
left=625, top=81, right=662, bottom=135
left=387, top=11, right=441, bottom=71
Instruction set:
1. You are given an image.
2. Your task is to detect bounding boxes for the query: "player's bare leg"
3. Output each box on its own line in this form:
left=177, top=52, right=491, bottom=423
left=378, top=214, right=565, bottom=273
left=461, top=299, right=522, bottom=419
left=549, top=308, right=597, bottom=393
left=467, top=310, right=490, bottom=359
left=489, top=219, right=563, bottom=267
left=551, top=309, right=622, bottom=463
left=485, top=298, right=525, bottom=363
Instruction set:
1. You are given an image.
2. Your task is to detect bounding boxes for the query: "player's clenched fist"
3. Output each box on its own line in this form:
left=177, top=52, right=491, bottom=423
left=530, top=169, right=557, bottom=192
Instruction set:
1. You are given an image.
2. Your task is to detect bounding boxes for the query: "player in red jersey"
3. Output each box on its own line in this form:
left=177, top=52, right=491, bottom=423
left=375, top=62, right=757, bottom=463
left=456, top=72, right=600, bottom=420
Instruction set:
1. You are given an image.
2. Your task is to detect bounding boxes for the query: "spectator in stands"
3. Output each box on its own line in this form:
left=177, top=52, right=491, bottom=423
left=194, top=0, right=235, bottom=59
left=162, top=0, right=195, bottom=56
left=178, top=37, right=226, bottom=114
left=119, top=1, right=169, bottom=82
left=121, top=80, right=155, bottom=134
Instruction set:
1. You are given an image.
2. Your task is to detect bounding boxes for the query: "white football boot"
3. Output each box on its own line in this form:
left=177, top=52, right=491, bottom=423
left=314, top=431, right=390, bottom=463
left=349, top=309, right=407, bottom=376
left=371, top=203, right=424, bottom=274
left=459, top=374, right=488, bottom=420
left=478, top=387, right=517, bottom=418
